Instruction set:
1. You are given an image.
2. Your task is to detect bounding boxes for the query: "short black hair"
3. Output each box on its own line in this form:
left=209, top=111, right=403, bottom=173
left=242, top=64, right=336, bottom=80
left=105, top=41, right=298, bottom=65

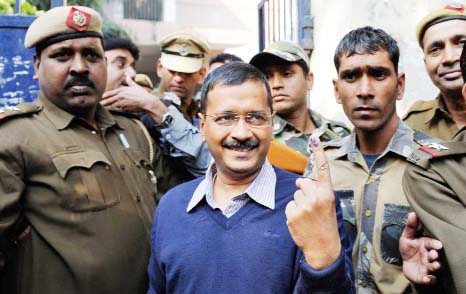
left=103, top=32, right=140, bottom=61
left=209, top=53, right=243, bottom=66
left=199, top=62, right=273, bottom=113
left=334, top=26, right=400, bottom=74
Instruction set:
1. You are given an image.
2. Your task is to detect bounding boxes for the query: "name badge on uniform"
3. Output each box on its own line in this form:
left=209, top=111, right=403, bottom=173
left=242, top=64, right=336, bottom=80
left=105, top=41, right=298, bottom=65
left=118, top=133, right=130, bottom=148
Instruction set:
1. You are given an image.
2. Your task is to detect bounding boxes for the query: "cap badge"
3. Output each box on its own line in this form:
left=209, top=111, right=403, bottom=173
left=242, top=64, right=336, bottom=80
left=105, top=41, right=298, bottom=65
left=179, top=44, right=189, bottom=57
left=66, top=7, right=91, bottom=31
left=427, top=143, right=449, bottom=151
left=445, top=2, right=465, bottom=12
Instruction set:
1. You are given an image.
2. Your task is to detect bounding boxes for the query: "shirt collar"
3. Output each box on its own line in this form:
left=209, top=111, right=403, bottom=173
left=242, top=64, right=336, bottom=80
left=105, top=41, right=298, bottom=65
left=187, top=159, right=277, bottom=213
left=38, top=93, right=123, bottom=131
left=334, top=118, right=414, bottom=161
left=425, top=94, right=454, bottom=124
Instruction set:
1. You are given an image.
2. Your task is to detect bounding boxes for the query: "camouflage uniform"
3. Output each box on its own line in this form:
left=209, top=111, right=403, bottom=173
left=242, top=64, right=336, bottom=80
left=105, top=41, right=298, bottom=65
left=306, top=120, right=439, bottom=293
left=273, top=109, right=350, bottom=157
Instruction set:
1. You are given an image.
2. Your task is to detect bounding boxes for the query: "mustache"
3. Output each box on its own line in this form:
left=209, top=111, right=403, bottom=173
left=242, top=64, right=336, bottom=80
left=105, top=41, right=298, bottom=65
left=64, top=76, right=96, bottom=89
left=222, top=139, right=260, bottom=148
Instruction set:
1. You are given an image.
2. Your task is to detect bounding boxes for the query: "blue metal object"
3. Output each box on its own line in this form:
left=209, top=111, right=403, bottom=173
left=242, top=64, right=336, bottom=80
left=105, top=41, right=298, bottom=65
left=0, top=15, right=39, bottom=107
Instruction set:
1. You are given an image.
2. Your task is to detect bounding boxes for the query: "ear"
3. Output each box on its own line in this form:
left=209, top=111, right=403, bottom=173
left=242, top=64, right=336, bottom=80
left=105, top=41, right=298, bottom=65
left=396, top=72, right=406, bottom=101
left=333, top=79, right=342, bottom=104
left=197, top=67, right=207, bottom=85
left=306, top=72, right=314, bottom=91
left=156, top=59, right=163, bottom=78
left=33, top=55, right=40, bottom=80
left=198, top=113, right=207, bottom=142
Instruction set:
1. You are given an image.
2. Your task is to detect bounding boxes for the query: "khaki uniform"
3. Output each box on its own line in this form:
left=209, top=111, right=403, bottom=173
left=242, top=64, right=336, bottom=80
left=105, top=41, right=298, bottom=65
left=403, top=95, right=459, bottom=141
left=403, top=128, right=466, bottom=294
left=0, top=95, right=157, bottom=294
left=273, top=109, right=350, bottom=157
left=308, top=120, right=438, bottom=293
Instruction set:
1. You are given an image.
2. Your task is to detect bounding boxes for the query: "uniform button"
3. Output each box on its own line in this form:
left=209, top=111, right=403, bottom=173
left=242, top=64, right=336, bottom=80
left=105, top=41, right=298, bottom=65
left=361, top=280, right=368, bottom=288
left=369, top=175, right=376, bottom=182
left=105, top=165, right=110, bottom=170
left=136, top=195, right=141, bottom=202
left=91, top=131, right=97, bottom=135
left=166, top=134, right=171, bottom=139
left=362, top=246, right=368, bottom=253
left=365, top=209, right=372, bottom=217
left=120, top=164, right=126, bottom=170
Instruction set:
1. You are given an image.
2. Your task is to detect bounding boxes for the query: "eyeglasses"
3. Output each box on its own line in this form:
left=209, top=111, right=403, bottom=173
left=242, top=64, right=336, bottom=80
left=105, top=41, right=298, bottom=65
left=203, top=111, right=274, bottom=128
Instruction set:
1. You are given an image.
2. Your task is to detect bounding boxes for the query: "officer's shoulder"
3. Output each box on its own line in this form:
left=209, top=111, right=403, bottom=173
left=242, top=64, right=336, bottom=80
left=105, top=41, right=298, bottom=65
left=408, top=136, right=466, bottom=169
left=402, top=99, right=436, bottom=119
left=0, top=104, right=42, bottom=124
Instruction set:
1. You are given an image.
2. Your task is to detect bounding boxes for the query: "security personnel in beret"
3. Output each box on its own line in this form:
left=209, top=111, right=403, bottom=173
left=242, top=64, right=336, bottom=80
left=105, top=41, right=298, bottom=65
left=403, top=2, right=466, bottom=141
left=0, top=6, right=156, bottom=294
left=399, top=41, right=466, bottom=294
left=156, top=33, right=209, bottom=124
left=250, top=41, right=350, bottom=174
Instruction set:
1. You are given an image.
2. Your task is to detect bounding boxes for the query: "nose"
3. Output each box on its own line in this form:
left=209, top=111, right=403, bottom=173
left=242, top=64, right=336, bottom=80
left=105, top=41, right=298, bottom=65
left=441, top=43, right=459, bottom=66
left=357, top=75, right=374, bottom=99
left=70, top=55, right=89, bottom=75
left=173, top=71, right=186, bottom=82
left=269, top=73, right=283, bottom=89
left=230, top=116, right=253, bottom=141
left=125, top=66, right=136, bottom=79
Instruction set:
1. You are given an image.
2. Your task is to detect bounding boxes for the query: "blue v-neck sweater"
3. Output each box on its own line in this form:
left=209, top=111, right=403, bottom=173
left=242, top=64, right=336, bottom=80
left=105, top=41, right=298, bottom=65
left=148, top=167, right=354, bottom=293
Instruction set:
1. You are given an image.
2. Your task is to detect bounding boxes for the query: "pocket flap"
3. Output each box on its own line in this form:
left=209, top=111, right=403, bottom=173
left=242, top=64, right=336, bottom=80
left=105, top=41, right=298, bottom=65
left=52, top=151, right=111, bottom=178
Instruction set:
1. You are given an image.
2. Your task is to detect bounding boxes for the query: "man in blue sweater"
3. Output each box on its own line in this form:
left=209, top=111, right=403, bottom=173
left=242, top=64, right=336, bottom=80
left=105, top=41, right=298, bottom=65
left=148, top=62, right=354, bottom=293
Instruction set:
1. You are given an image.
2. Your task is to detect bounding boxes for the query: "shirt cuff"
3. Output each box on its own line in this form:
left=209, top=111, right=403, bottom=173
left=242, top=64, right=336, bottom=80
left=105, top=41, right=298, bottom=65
left=300, top=248, right=348, bottom=290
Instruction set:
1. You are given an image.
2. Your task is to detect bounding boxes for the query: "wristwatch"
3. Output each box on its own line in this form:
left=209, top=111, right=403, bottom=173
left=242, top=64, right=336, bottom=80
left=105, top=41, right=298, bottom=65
left=160, top=111, right=174, bottom=128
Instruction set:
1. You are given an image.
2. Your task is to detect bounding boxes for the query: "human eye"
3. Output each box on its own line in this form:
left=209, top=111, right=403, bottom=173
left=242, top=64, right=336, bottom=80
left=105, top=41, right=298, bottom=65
left=283, top=70, right=294, bottom=77
left=84, top=50, right=102, bottom=62
left=371, top=68, right=389, bottom=81
left=341, top=70, right=357, bottom=83
left=214, top=113, right=237, bottom=125
left=50, top=50, right=71, bottom=61
left=246, top=112, right=269, bottom=126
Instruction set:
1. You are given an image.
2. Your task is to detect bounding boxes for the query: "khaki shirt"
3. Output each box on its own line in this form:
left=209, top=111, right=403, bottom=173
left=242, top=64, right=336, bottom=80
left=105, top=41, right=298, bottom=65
left=0, top=95, right=156, bottom=294
left=403, top=94, right=459, bottom=141
left=308, top=120, right=428, bottom=293
left=403, top=128, right=466, bottom=294
left=273, top=109, right=350, bottom=157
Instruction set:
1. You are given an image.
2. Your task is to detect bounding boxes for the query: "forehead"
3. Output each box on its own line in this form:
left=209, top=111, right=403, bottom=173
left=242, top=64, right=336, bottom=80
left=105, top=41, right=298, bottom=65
left=42, top=36, right=103, bottom=53
left=338, top=50, right=394, bottom=72
left=206, top=80, right=269, bottom=111
left=422, top=19, right=466, bottom=46
left=105, top=48, right=135, bottom=63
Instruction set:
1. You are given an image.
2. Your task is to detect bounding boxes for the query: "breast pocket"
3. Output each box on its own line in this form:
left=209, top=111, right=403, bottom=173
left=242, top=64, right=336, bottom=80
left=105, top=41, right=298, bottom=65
left=335, top=190, right=357, bottom=242
left=380, top=203, right=410, bottom=265
left=52, top=150, right=120, bottom=212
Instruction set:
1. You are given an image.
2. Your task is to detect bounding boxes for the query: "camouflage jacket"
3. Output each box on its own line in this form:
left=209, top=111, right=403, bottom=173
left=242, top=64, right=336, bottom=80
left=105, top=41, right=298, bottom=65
left=273, top=109, right=350, bottom=157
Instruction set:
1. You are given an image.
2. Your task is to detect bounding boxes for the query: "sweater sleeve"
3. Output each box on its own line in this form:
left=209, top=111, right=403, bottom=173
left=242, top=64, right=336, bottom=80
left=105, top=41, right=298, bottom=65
left=293, top=194, right=355, bottom=293
left=147, top=208, right=166, bottom=294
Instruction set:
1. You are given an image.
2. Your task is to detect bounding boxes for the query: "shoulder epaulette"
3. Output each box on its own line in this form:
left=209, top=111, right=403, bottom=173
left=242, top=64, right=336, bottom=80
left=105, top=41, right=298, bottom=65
left=108, top=109, right=140, bottom=119
left=407, top=140, right=466, bottom=169
left=0, top=104, right=42, bottom=122
left=403, top=99, right=436, bottom=119
left=322, top=138, right=343, bottom=149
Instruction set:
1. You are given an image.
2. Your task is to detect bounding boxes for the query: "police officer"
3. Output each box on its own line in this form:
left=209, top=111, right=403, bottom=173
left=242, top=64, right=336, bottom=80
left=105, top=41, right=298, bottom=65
left=403, top=3, right=466, bottom=140
left=250, top=41, right=350, bottom=173
left=0, top=6, right=156, bottom=293
left=399, top=41, right=466, bottom=294
left=156, top=33, right=209, bottom=123
left=307, top=27, right=440, bottom=293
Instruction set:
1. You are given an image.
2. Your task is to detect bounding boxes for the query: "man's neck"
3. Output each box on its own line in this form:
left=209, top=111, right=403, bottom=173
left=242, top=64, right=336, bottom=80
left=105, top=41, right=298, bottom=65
left=212, top=168, right=259, bottom=211
left=355, top=117, right=399, bottom=155
left=280, top=107, right=316, bottom=134
left=442, top=93, right=466, bottom=130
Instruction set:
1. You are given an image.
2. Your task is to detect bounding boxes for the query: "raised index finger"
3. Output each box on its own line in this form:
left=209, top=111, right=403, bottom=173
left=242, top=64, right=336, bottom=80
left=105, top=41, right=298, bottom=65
left=309, top=135, right=331, bottom=185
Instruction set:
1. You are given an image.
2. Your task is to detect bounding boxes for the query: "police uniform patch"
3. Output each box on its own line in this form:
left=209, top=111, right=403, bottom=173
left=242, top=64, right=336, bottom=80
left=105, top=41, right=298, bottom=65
left=66, top=7, right=91, bottom=31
